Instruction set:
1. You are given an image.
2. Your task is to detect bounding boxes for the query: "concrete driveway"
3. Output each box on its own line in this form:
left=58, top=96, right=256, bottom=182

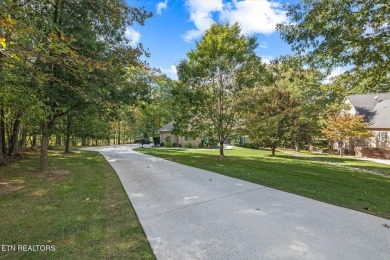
left=83, top=145, right=390, bottom=259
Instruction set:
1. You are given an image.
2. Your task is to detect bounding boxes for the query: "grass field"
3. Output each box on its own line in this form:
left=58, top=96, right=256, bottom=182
left=0, top=149, right=154, bottom=260
left=299, top=151, right=390, bottom=176
left=136, top=147, right=390, bottom=219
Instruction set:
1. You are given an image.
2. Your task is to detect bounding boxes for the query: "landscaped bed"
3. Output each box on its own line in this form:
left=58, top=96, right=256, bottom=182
left=0, top=149, right=154, bottom=259
left=135, top=147, right=390, bottom=219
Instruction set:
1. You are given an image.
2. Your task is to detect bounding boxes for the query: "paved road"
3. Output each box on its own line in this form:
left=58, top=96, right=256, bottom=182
left=83, top=145, right=390, bottom=260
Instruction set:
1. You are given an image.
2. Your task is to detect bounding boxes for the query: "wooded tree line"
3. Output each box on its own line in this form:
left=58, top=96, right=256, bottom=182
left=0, top=0, right=155, bottom=169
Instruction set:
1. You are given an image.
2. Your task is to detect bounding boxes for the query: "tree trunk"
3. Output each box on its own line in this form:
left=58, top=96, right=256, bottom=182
left=271, top=146, right=276, bottom=156
left=65, top=115, right=72, bottom=153
left=8, top=119, right=21, bottom=156
left=55, top=135, right=61, bottom=146
left=219, top=141, right=224, bottom=157
left=0, top=107, right=6, bottom=155
left=32, top=134, right=37, bottom=148
left=20, top=132, right=27, bottom=150
left=117, top=121, right=121, bottom=145
left=0, top=125, right=5, bottom=166
left=71, top=137, right=77, bottom=147
left=40, top=122, right=50, bottom=171
left=294, top=141, right=300, bottom=152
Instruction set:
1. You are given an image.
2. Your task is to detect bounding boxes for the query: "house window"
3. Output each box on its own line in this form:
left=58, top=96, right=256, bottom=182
left=380, top=132, right=388, bottom=142
left=185, top=136, right=188, bottom=141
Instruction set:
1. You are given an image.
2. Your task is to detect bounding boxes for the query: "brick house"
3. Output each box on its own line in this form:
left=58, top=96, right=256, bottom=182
left=345, top=93, right=390, bottom=159
left=158, top=121, right=202, bottom=147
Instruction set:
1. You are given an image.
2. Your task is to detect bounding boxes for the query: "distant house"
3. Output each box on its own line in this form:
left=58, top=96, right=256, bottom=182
left=345, top=93, right=390, bottom=159
left=158, top=121, right=202, bottom=147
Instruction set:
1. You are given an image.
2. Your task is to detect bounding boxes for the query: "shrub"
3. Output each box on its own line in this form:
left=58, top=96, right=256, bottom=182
left=243, top=143, right=251, bottom=148
left=203, top=136, right=218, bottom=148
left=173, top=142, right=177, bottom=147
left=160, top=142, right=164, bottom=147
left=153, top=137, right=160, bottom=145
left=186, top=142, right=193, bottom=148
left=165, top=140, right=172, bottom=147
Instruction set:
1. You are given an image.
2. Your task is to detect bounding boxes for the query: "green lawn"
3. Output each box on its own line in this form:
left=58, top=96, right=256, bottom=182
left=298, top=151, right=390, bottom=176
left=0, top=149, right=154, bottom=260
left=136, top=147, right=390, bottom=219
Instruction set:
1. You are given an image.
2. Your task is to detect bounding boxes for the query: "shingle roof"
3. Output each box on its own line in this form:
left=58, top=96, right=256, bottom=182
left=158, top=121, right=175, bottom=132
left=369, top=99, right=390, bottom=129
left=347, top=93, right=390, bottom=129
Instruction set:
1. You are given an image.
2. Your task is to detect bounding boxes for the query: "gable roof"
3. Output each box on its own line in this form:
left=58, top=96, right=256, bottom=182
left=158, top=121, right=174, bottom=132
left=369, top=99, right=390, bottom=129
left=347, top=92, right=390, bottom=129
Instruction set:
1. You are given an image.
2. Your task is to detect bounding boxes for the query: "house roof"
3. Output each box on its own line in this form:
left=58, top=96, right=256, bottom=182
left=158, top=121, right=174, bottom=132
left=369, top=99, right=390, bottom=129
left=347, top=92, right=390, bottom=129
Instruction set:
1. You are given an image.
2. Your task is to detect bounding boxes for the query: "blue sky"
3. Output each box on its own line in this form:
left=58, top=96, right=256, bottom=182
left=126, top=0, right=295, bottom=79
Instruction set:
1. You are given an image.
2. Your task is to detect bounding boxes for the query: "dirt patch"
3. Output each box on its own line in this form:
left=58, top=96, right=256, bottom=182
left=31, top=188, right=49, bottom=196
left=0, top=182, right=24, bottom=195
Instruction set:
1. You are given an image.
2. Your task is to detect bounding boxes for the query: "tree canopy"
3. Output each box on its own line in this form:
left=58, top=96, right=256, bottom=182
left=241, top=87, right=301, bottom=156
left=277, top=0, right=389, bottom=91
left=321, top=113, right=372, bottom=156
left=0, top=0, right=152, bottom=170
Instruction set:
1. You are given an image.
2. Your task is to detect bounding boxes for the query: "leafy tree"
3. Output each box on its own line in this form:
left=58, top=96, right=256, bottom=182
left=268, top=56, right=326, bottom=150
left=241, top=87, right=301, bottom=156
left=277, top=0, right=389, bottom=91
left=321, top=113, right=372, bottom=156
left=0, top=1, right=152, bottom=170
left=175, top=23, right=266, bottom=156
left=135, top=73, right=176, bottom=138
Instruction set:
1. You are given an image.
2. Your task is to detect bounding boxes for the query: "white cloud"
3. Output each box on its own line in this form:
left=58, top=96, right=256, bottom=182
left=157, top=0, right=168, bottom=15
left=183, top=0, right=287, bottom=42
left=183, top=0, right=223, bottom=42
left=170, top=65, right=177, bottom=74
left=323, top=67, right=346, bottom=84
left=220, top=0, right=287, bottom=35
left=164, top=65, right=178, bottom=79
left=261, top=55, right=274, bottom=64
left=259, top=41, right=268, bottom=48
left=183, top=29, right=203, bottom=43
left=125, top=27, right=141, bottom=47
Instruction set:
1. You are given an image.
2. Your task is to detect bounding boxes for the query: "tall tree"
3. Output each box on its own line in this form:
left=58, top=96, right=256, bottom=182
left=1, top=1, right=152, bottom=170
left=175, top=23, right=265, bottom=156
left=277, top=0, right=390, bottom=91
left=268, top=56, right=327, bottom=150
left=241, top=87, right=301, bottom=156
